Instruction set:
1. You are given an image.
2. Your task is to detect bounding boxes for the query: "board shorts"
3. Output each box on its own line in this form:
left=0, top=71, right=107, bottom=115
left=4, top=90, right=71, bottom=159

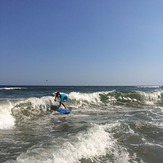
left=60, top=94, right=68, bottom=102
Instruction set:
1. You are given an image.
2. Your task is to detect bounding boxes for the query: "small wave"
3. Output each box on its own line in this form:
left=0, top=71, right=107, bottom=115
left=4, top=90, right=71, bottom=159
left=137, top=85, right=161, bottom=88
left=15, top=124, right=117, bottom=162
left=0, top=87, right=24, bottom=90
left=16, top=123, right=136, bottom=163
left=15, top=124, right=110, bottom=163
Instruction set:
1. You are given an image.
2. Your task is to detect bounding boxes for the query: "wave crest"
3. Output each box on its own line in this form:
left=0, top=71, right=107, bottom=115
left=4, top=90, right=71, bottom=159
left=11, top=96, right=54, bottom=123
left=69, top=90, right=163, bottom=107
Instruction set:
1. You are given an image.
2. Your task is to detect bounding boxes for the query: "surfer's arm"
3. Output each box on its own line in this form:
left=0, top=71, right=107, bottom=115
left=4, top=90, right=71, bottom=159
left=54, top=95, right=57, bottom=101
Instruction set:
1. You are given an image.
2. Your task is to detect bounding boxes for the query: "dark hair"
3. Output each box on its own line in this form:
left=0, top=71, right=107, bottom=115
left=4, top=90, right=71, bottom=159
left=56, top=92, right=60, bottom=95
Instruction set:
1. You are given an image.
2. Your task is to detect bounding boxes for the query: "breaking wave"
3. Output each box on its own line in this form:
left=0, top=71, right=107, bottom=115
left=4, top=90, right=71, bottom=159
left=69, top=90, right=163, bottom=107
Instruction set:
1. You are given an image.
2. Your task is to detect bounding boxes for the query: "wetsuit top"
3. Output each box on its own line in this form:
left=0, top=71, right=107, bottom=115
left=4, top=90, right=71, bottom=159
left=60, top=94, right=68, bottom=102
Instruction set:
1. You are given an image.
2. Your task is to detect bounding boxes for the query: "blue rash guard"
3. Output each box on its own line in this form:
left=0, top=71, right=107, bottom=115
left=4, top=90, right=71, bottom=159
left=60, top=94, right=68, bottom=102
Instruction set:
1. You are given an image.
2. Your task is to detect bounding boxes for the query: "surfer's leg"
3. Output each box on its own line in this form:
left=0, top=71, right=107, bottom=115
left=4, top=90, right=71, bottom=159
left=61, top=102, right=67, bottom=109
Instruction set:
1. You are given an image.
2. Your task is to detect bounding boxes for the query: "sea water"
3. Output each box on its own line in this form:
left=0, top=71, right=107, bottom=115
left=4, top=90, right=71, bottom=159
left=0, top=86, right=163, bottom=163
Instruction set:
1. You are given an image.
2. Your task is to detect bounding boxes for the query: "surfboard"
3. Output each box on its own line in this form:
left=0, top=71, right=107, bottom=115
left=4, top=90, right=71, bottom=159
left=57, top=108, right=71, bottom=114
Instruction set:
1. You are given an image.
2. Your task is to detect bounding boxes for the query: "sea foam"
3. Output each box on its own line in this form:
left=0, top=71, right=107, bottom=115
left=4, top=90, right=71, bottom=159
left=0, top=103, right=15, bottom=129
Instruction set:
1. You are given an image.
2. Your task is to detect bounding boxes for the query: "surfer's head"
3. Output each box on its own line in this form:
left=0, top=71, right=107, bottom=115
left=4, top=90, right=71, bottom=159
left=56, top=92, right=60, bottom=97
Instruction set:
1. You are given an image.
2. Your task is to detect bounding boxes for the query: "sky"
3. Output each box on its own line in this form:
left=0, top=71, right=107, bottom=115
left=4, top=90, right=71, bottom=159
left=0, top=0, right=163, bottom=86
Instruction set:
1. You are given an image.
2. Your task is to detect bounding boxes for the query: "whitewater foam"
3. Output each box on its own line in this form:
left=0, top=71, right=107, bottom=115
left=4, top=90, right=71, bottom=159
left=69, top=92, right=101, bottom=103
left=0, top=102, right=15, bottom=129
left=16, top=124, right=110, bottom=163
left=138, top=91, right=163, bottom=105
left=15, top=123, right=135, bottom=163
left=11, top=96, right=54, bottom=122
left=69, top=91, right=115, bottom=106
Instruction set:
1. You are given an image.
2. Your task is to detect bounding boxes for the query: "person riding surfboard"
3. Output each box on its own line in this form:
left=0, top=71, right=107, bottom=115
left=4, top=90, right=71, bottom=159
left=54, top=92, right=68, bottom=109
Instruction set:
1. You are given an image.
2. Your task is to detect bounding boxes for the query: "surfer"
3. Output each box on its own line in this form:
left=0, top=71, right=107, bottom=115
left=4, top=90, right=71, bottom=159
left=54, top=92, right=68, bottom=109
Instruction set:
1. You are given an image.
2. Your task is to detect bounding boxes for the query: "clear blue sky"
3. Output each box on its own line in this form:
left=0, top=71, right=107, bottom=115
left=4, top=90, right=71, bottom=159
left=0, top=0, right=163, bottom=85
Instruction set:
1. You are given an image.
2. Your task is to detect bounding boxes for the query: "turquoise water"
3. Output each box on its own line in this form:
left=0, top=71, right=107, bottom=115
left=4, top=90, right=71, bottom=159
left=0, top=86, right=163, bottom=163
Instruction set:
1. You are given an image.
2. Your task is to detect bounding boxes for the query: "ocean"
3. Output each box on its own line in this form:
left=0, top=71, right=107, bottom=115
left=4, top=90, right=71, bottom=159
left=0, top=86, right=163, bottom=163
